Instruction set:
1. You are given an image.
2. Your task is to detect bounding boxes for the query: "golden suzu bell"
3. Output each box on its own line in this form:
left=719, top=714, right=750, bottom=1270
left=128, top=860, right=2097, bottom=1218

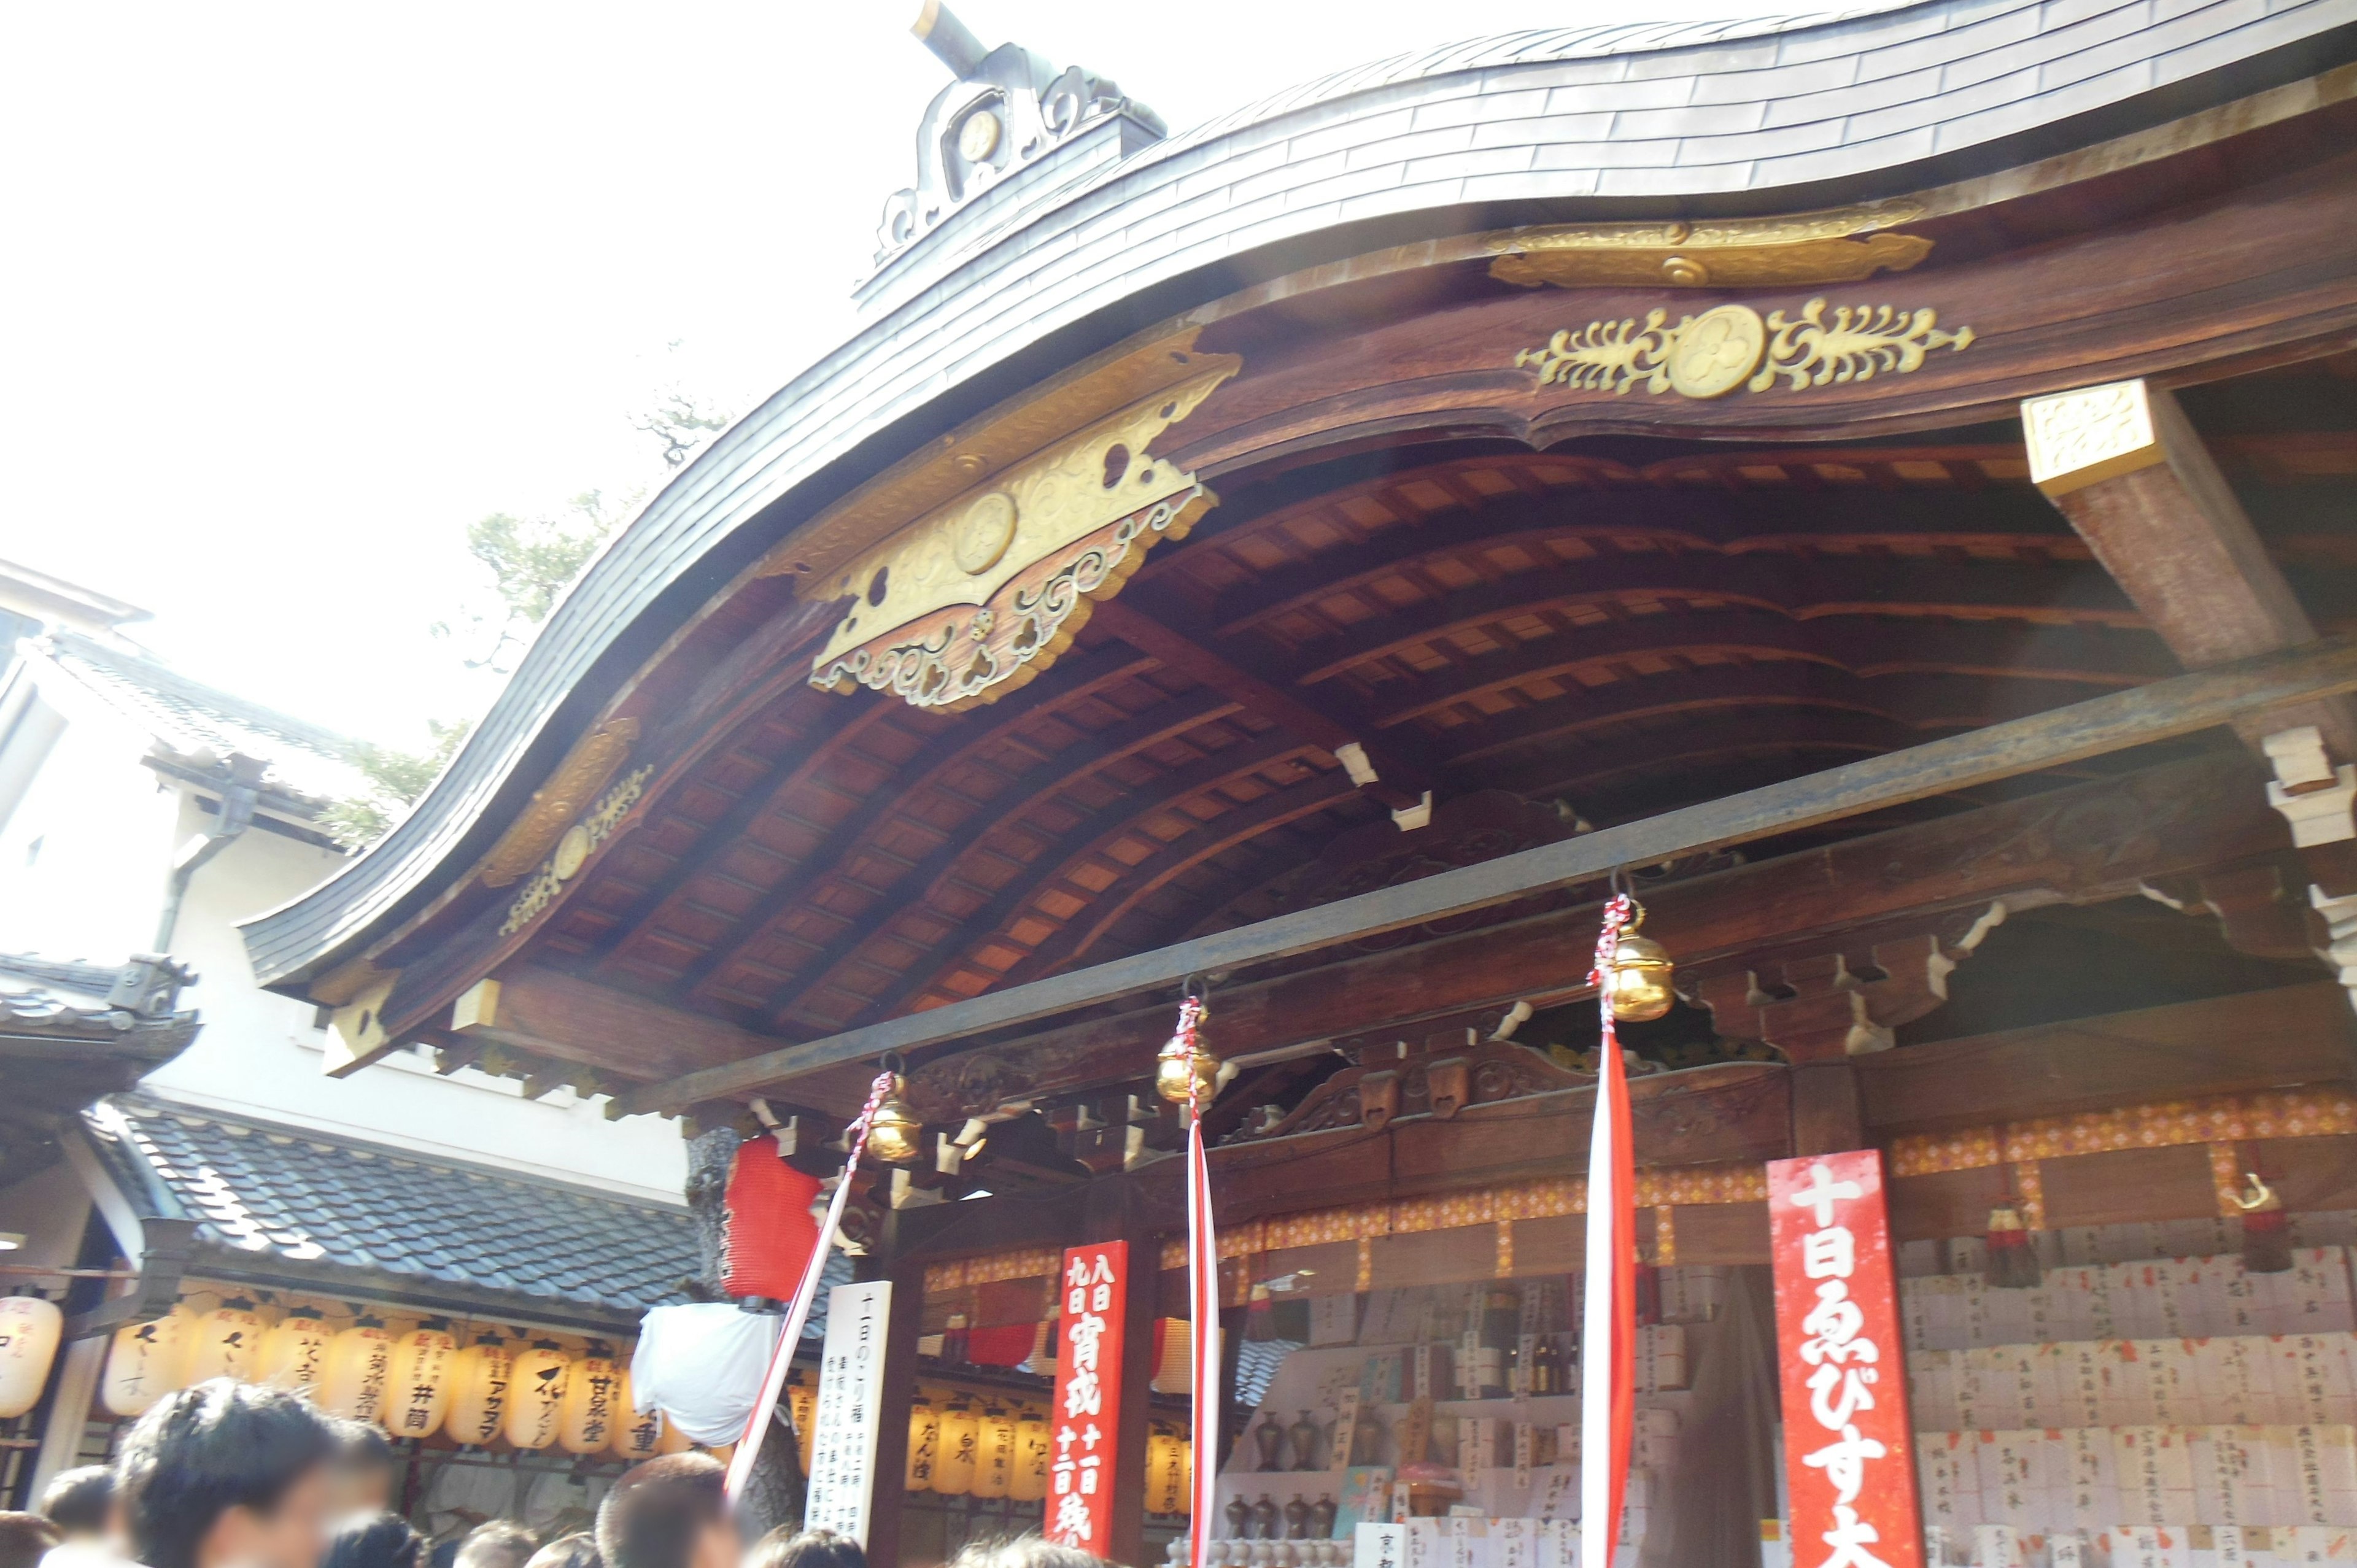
left=1155, top=1033, right=1220, bottom=1107
left=865, top=1081, right=926, bottom=1165
left=1602, top=912, right=1676, bottom=1023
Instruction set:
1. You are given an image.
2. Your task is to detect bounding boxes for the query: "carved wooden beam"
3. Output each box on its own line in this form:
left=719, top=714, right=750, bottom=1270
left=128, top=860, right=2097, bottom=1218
left=450, top=964, right=794, bottom=1084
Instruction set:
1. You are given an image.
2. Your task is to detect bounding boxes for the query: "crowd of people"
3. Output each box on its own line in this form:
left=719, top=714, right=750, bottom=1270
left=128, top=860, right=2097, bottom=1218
left=0, top=1383, right=1116, bottom=1568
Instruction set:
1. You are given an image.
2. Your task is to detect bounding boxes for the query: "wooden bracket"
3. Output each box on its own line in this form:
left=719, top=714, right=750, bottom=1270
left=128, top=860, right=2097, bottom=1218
left=1685, top=904, right=2003, bottom=1064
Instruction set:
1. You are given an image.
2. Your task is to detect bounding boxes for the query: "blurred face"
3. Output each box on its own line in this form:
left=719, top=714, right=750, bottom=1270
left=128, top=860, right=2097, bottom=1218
left=688, top=1520, right=737, bottom=1568
left=200, top=1466, right=334, bottom=1568
left=331, top=1461, right=395, bottom=1516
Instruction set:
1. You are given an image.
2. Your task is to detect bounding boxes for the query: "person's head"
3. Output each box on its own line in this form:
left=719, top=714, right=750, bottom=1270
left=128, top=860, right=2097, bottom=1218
left=592, top=1456, right=729, bottom=1568
left=37, top=1467, right=115, bottom=1543
left=743, top=1530, right=861, bottom=1568
left=521, top=1535, right=600, bottom=1568
left=452, top=1523, right=539, bottom=1568
left=0, top=1513, right=60, bottom=1568
left=324, top=1516, right=420, bottom=1568
left=946, top=1539, right=1109, bottom=1568
left=113, top=1380, right=341, bottom=1568
left=327, top=1423, right=397, bottom=1516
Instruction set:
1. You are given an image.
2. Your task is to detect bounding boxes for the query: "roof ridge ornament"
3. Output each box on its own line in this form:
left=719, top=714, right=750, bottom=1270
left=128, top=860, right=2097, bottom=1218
left=873, top=2, right=1166, bottom=272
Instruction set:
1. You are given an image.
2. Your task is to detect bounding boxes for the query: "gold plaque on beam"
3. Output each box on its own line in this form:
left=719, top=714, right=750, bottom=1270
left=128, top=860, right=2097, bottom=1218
left=1488, top=202, right=1933, bottom=290
left=808, top=361, right=1239, bottom=711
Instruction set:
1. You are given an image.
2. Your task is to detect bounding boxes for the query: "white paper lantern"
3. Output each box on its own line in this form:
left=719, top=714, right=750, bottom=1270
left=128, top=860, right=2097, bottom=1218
left=905, top=1394, right=939, bottom=1491
left=933, top=1394, right=978, bottom=1496
left=503, top=1340, right=569, bottom=1450
left=320, top=1317, right=397, bottom=1424
left=184, top=1297, right=266, bottom=1385
left=1011, top=1405, right=1050, bottom=1503
left=446, top=1334, right=513, bottom=1446
left=559, top=1343, right=624, bottom=1454
left=0, top=1296, right=63, bottom=1418
left=611, top=1373, right=671, bottom=1462
left=258, top=1306, right=333, bottom=1395
left=383, top=1321, right=459, bottom=1439
left=973, top=1400, right=1015, bottom=1500
left=102, top=1309, right=192, bottom=1417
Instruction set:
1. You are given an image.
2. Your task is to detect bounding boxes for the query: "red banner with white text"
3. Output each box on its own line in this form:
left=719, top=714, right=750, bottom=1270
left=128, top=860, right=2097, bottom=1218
left=1768, top=1151, right=1925, bottom=1568
left=1047, top=1240, right=1128, bottom=1558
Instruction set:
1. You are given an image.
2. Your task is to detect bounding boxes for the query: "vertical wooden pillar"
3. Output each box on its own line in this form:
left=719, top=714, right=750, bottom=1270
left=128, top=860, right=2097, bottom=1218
left=1789, top=1061, right=1866, bottom=1156
left=1084, top=1178, right=1157, bottom=1568
left=862, top=1216, right=931, bottom=1568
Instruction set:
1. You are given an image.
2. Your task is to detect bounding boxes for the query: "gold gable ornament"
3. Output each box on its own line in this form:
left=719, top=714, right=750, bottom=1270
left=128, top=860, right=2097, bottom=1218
left=1518, top=296, right=1974, bottom=401
left=808, top=359, right=1239, bottom=712
left=1488, top=202, right=1933, bottom=291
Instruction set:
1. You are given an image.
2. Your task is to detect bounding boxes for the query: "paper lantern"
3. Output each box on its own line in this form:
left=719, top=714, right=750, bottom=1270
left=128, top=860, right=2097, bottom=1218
left=0, top=1296, right=63, bottom=1418
left=559, top=1342, right=624, bottom=1454
left=932, top=1394, right=978, bottom=1496
left=320, top=1316, right=397, bottom=1423
left=384, top=1320, right=459, bottom=1439
left=786, top=1366, right=817, bottom=1473
left=1147, top=1426, right=1187, bottom=1516
left=503, top=1339, right=569, bottom=1450
left=101, top=1309, right=192, bottom=1416
left=1150, top=1317, right=1191, bottom=1395
left=905, top=1394, right=939, bottom=1491
left=611, top=1376, right=670, bottom=1462
left=446, top=1334, right=513, bottom=1446
left=972, top=1400, right=1015, bottom=1500
left=258, top=1306, right=333, bottom=1395
left=184, top=1296, right=265, bottom=1385
left=1011, top=1405, right=1050, bottom=1503
left=721, top=1139, right=821, bottom=1299
left=660, top=1418, right=694, bottom=1454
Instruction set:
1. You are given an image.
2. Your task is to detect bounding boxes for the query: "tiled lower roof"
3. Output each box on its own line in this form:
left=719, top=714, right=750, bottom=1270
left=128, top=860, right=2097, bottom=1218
left=83, top=1094, right=699, bottom=1321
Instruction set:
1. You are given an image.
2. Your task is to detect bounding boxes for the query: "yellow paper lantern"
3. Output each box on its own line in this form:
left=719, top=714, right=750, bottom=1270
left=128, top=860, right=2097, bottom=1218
left=786, top=1366, right=817, bottom=1474
left=446, top=1334, right=513, bottom=1447
left=101, top=1308, right=192, bottom=1417
left=183, top=1296, right=265, bottom=1385
left=383, top=1320, right=459, bottom=1439
left=659, top=1418, right=694, bottom=1454
left=503, top=1339, right=570, bottom=1450
left=905, top=1394, right=939, bottom=1491
left=0, top=1296, right=64, bottom=1418
left=973, top=1400, right=1015, bottom=1500
left=1180, top=1434, right=1193, bottom=1507
left=933, top=1394, right=978, bottom=1496
left=319, top=1316, right=397, bottom=1423
left=611, top=1375, right=671, bottom=1462
left=1147, top=1426, right=1188, bottom=1516
left=1011, top=1405, right=1050, bottom=1504
left=559, top=1342, right=624, bottom=1454
left=258, top=1305, right=333, bottom=1395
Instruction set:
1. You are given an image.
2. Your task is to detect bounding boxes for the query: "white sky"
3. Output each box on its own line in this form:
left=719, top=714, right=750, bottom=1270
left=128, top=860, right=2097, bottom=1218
left=0, top=0, right=1800, bottom=749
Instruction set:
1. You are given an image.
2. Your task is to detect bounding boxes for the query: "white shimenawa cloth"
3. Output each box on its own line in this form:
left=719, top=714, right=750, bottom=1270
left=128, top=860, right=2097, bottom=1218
left=631, top=1302, right=786, bottom=1444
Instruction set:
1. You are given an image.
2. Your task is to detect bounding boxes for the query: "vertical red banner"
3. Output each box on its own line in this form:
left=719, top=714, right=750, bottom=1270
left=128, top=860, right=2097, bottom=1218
left=1767, top=1151, right=1925, bottom=1568
left=1047, top=1240, right=1128, bottom=1558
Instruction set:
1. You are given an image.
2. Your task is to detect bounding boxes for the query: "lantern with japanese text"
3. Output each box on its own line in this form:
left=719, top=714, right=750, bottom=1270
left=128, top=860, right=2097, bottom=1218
left=1147, top=1425, right=1187, bottom=1516
left=0, top=1295, right=63, bottom=1418
left=905, top=1394, right=939, bottom=1491
left=384, top=1319, right=459, bottom=1439
left=611, top=1375, right=669, bottom=1462
left=1011, top=1405, right=1050, bottom=1503
left=320, top=1316, right=397, bottom=1423
left=446, top=1332, right=513, bottom=1447
left=973, top=1399, right=1015, bottom=1499
left=559, top=1342, right=624, bottom=1454
left=503, top=1339, right=569, bottom=1450
left=101, top=1309, right=192, bottom=1417
left=258, top=1305, right=333, bottom=1395
left=786, top=1365, right=817, bottom=1474
left=184, top=1296, right=265, bottom=1385
left=933, top=1393, right=978, bottom=1496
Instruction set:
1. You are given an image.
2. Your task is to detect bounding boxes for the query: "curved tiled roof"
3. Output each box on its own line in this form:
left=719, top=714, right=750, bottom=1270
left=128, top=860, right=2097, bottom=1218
left=83, top=1095, right=697, bottom=1322
left=241, top=0, right=2357, bottom=988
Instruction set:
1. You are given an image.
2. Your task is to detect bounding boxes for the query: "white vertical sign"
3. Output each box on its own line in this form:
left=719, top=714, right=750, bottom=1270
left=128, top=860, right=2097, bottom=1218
left=803, top=1281, right=892, bottom=1545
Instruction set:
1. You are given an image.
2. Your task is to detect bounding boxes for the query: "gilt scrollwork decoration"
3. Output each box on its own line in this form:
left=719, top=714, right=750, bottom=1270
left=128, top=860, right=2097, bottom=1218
left=1517, top=297, right=1975, bottom=401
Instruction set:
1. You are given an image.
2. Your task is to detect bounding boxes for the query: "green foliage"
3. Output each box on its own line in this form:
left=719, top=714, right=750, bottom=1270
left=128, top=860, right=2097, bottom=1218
left=320, top=719, right=472, bottom=851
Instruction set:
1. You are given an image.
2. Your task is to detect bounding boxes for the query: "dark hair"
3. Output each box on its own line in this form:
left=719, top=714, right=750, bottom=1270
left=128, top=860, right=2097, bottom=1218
left=947, top=1539, right=1109, bottom=1568
left=326, top=1515, right=422, bottom=1568
left=0, top=1513, right=61, bottom=1568
left=114, top=1380, right=341, bottom=1568
left=333, top=1420, right=395, bottom=1469
left=523, top=1533, right=603, bottom=1568
left=594, top=1455, right=726, bottom=1568
left=745, top=1528, right=863, bottom=1568
left=37, top=1466, right=114, bottom=1536
left=454, top=1522, right=541, bottom=1568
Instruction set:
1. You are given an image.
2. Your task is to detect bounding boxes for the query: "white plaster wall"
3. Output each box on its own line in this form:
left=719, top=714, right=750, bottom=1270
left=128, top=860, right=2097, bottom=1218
left=0, top=662, right=686, bottom=1205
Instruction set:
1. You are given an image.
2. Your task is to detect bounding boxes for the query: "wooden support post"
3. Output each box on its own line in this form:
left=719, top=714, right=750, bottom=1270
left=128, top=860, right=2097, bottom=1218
left=1084, top=1180, right=1158, bottom=1568
left=862, top=1218, right=931, bottom=1568
left=1789, top=1062, right=1867, bottom=1157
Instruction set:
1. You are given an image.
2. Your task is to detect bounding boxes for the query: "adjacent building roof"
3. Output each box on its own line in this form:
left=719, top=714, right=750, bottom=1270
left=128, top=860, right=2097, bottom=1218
left=36, top=631, right=375, bottom=809
left=241, top=0, right=2357, bottom=989
left=0, top=954, right=199, bottom=1188
left=82, top=1093, right=699, bottom=1329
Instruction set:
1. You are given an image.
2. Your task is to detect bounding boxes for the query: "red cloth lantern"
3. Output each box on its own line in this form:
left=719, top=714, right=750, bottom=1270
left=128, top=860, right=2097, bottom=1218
left=721, top=1137, right=821, bottom=1299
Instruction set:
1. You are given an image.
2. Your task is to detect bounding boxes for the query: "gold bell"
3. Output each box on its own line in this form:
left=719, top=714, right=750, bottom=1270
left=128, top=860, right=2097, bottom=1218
left=1601, top=905, right=1676, bottom=1023
left=1155, top=1025, right=1221, bottom=1107
left=864, top=1077, right=926, bottom=1165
